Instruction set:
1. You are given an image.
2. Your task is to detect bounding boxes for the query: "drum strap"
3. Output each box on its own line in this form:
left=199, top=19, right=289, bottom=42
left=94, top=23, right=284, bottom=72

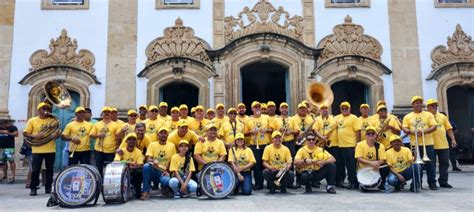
left=374, top=143, right=380, bottom=161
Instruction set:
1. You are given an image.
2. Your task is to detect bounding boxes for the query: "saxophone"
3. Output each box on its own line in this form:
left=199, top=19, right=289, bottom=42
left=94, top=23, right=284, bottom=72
left=25, top=112, right=61, bottom=147
left=376, top=117, right=391, bottom=143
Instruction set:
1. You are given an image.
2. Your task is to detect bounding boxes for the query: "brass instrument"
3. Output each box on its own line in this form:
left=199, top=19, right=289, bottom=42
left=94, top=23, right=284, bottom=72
left=69, top=136, right=79, bottom=158
left=413, top=129, right=425, bottom=165
left=274, top=162, right=291, bottom=187
left=306, top=82, right=334, bottom=109
left=419, top=128, right=431, bottom=162
left=296, top=119, right=316, bottom=146
left=254, top=122, right=261, bottom=150
left=316, top=122, right=336, bottom=148
left=412, top=129, right=424, bottom=193
left=376, top=117, right=392, bottom=143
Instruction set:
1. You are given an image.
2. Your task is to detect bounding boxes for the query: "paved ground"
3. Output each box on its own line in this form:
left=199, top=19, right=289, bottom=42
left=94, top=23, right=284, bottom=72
left=0, top=167, right=473, bottom=211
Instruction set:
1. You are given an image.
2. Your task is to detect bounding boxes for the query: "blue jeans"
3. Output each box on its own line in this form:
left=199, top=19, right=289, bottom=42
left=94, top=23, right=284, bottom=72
left=141, top=163, right=171, bottom=192
left=386, top=165, right=420, bottom=191
left=236, top=171, right=252, bottom=195
left=169, top=177, right=197, bottom=194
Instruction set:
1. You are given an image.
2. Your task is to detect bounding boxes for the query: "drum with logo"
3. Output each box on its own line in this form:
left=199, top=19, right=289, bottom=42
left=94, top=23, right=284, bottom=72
left=102, top=162, right=131, bottom=204
left=198, top=162, right=236, bottom=199
left=357, top=167, right=382, bottom=191
left=49, top=164, right=101, bottom=208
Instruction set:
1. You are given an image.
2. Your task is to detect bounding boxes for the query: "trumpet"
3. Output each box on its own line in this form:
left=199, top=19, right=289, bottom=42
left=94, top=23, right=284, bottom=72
left=274, top=162, right=291, bottom=186
left=254, top=123, right=261, bottom=150
left=69, top=136, right=79, bottom=158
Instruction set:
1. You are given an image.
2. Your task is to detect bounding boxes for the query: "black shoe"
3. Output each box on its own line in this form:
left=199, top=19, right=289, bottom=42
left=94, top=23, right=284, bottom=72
left=378, top=184, right=385, bottom=191
left=439, top=183, right=453, bottom=188
left=326, top=186, right=336, bottom=194
left=429, top=184, right=439, bottom=190
left=30, top=189, right=37, bottom=196
left=45, top=188, right=52, bottom=194
left=336, top=182, right=347, bottom=188
left=452, top=167, right=462, bottom=172
left=253, top=185, right=263, bottom=190
left=280, top=187, right=287, bottom=193
left=305, top=186, right=312, bottom=193
left=269, top=188, right=276, bottom=194
left=347, top=184, right=357, bottom=190
left=312, top=181, right=321, bottom=188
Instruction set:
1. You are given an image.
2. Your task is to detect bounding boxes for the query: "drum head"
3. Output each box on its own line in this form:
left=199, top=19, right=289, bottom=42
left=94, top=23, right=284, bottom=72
left=357, top=167, right=381, bottom=188
left=199, top=162, right=236, bottom=199
left=53, top=165, right=99, bottom=208
left=102, top=162, right=130, bottom=204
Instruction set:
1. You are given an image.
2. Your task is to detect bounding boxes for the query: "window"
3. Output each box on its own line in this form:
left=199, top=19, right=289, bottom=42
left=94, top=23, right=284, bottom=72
left=325, top=0, right=370, bottom=8
left=156, top=0, right=200, bottom=9
left=41, top=0, right=89, bottom=10
left=435, top=0, right=474, bottom=7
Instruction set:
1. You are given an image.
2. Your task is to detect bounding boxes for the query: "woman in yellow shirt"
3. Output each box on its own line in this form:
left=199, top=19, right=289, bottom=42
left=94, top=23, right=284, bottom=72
left=228, top=133, right=256, bottom=195
left=168, top=140, right=197, bottom=199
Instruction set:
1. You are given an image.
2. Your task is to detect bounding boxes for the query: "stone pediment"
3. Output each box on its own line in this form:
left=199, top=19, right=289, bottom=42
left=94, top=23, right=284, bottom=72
left=317, top=15, right=382, bottom=64
left=145, top=18, right=212, bottom=67
left=29, top=29, right=95, bottom=73
left=431, top=24, right=474, bottom=71
left=224, top=0, right=304, bottom=43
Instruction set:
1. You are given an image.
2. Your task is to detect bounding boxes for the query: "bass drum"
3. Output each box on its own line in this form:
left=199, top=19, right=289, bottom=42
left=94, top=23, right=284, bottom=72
left=198, top=162, right=236, bottom=199
left=102, top=162, right=131, bottom=204
left=51, top=164, right=101, bottom=208
left=357, top=167, right=382, bottom=191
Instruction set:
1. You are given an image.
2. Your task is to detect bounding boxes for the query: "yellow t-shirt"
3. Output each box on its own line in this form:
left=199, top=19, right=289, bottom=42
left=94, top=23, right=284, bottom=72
left=90, top=121, right=120, bottom=153
left=143, top=118, right=166, bottom=142
left=157, top=115, right=171, bottom=122
left=372, top=113, right=402, bottom=129
left=145, top=141, right=176, bottom=169
left=262, top=144, right=292, bottom=169
left=180, top=116, right=195, bottom=124
left=211, top=116, right=230, bottom=130
left=402, top=111, right=437, bottom=146
left=228, top=147, right=256, bottom=171
left=24, top=116, right=57, bottom=154
left=219, top=120, right=245, bottom=145
left=433, top=112, right=453, bottom=150
left=188, top=118, right=210, bottom=137
left=119, top=122, right=136, bottom=136
left=167, top=130, right=200, bottom=147
left=313, top=115, right=338, bottom=147
left=335, top=114, right=362, bottom=147
left=62, top=120, right=93, bottom=152
left=119, top=134, right=153, bottom=153
left=244, top=115, right=271, bottom=145
left=266, top=115, right=278, bottom=128
left=114, top=147, right=144, bottom=164
left=271, top=116, right=297, bottom=142
left=194, top=139, right=227, bottom=169
left=359, top=116, right=374, bottom=141
left=291, top=115, right=314, bottom=133
left=169, top=153, right=196, bottom=176
left=372, top=117, right=400, bottom=150
left=295, top=146, right=333, bottom=171
left=137, top=117, right=147, bottom=123
left=355, top=140, right=386, bottom=169
left=385, top=147, right=413, bottom=173
left=114, top=119, right=125, bottom=125
left=237, top=115, right=249, bottom=125
left=165, top=119, right=180, bottom=133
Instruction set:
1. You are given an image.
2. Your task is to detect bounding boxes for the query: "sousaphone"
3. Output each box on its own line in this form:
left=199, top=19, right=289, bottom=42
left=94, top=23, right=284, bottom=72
left=306, top=82, right=334, bottom=108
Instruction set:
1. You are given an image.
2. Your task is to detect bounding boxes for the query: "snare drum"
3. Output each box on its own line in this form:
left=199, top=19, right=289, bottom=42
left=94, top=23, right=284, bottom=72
left=357, top=167, right=382, bottom=191
left=102, top=162, right=131, bottom=204
left=198, top=162, right=236, bottom=199
left=50, top=164, right=101, bottom=208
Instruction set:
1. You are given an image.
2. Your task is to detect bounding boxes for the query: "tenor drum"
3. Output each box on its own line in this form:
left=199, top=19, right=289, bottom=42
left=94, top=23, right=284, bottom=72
left=102, top=162, right=131, bottom=204
left=357, top=167, right=382, bottom=191
left=50, top=164, right=101, bottom=208
left=198, top=162, right=236, bottom=199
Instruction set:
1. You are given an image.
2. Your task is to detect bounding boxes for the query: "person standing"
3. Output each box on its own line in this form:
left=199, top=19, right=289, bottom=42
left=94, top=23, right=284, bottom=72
left=188, top=105, right=210, bottom=137
left=219, top=108, right=245, bottom=149
left=212, top=103, right=229, bottom=130
left=61, top=107, right=93, bottom=165
left=358, top=104, right=373, bottom=142
left=236, top=103, right=249, bottom=124
left=137, top=105, right=148, bottom=122
left=157, top=102, right=171, bottom=122
left=143, top=105, right=166, bottom=142
left=0, top=118, right=18, bottom=183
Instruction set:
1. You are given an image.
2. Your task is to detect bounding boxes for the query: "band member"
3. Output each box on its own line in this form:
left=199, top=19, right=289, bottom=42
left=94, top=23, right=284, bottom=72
left=385, top=135, right=420, bottom=193
left=114, top=133, right=144, bottom=199
left=61, top=107, right=93, bottom=165
left=426, top=99, right=456, bottom=188
left=261, top=103, right=268, bottom=116
left=294, top=133, right=337, bottom=194
left=244, top=101, right=271, bottom=190
left=335, top=101, right=362, bottom=189
left=266, top=101, right=278, bottom=124
left=143, top=105, right=166, bottom=142
left=118, top=123, right=151, bottom=154
left=138, top=105, right=148, bottom=122
left=166, top=107, right=180, bottom=132
left=236, top=103, right=249, bottom=124
left=169, top=140, right=198, bottom=199
left=373, top=105, right=400, bottom=150
left=402, top=96, right=438, bottom=190
left=212, top=103, right=229, bottom=129
left=219, top=108, right=245, bottom=149
left=110, top=107, right=125, bottom=125
left=262, top=131, right=294, bottom=194
left=206, top=108, right=216, bottom=121
left=189, top=105, right=210, bottom=137
left=191, top=107, right=196, bottom=118
left=355, top=126, right=388, bottom=190
left=194, top=123, right=227, bottom=170
left=158, top=102, right=171, bottom=122
left=272, top=102, right=298, bottom=157
left=0, top=118, right=18, bottom=183
left=168, top=120, right=202, bottom=149
left=116, top=110, right=138, bottom=141
left=292, top=102, right=314, bottom=188
left=90, top=106, right=121, bottom=177
left=359, top=104, right=372, bottom=141
left=141, top=127, right=175, bottom=200
left=179, top=104, right=194, bottom=123
left=23, top=102, right=58, bottom=196
left=228, top=133, right=256, bottom=195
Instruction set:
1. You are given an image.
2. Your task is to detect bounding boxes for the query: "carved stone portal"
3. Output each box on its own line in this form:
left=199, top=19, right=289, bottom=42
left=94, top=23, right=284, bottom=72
left=431, top=24, right=474, bottom=71
left=224, top=0, right=304, bottom=43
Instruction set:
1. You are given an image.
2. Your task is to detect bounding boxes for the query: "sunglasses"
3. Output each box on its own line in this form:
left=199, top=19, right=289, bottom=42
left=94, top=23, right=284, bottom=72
left=366, top=132, right=376, bottom=136
left=150, top=110, right=159, bottom=113
left=307, top=138, right=316, bottom=141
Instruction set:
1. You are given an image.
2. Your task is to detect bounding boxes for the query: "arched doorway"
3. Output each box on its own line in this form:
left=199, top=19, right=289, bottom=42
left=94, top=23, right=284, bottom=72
left=331, top=80, right=369, bottom=116
left=447, top=85, right=474, bottom=160
left=160, top=82, right=199, bottom=112
left=241, top=62, right=288, bottom=115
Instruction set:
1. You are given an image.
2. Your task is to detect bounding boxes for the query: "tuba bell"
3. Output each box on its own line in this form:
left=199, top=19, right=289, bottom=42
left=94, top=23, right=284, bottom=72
left=306, top=82, right=334, bottom=108
left=44, top=81, right=72, bottom=109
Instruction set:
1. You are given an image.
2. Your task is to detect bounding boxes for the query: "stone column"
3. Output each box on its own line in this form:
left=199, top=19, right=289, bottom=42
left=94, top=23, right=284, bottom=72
left=302, top=0, right=315, bottom=47
left=212, top=0, right=225, bottom=107
left=0, top=0, right=15, bottom=120
left=105, top=0, right=137, bottom=116
left=388, top=0, right=423, bottom=115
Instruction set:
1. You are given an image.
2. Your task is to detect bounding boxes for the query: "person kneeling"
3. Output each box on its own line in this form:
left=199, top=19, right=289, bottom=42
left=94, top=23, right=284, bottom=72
left=385, top=135, right=420, bottom=193
left=114, top=133, right=144, bottom=199
left=228, top=133, right=256, bottom=195
left=262, top=131, right=294, bottom=194
left=294, top=133, right=337, bottom=194
left=169, top=140, right=198, bottom=198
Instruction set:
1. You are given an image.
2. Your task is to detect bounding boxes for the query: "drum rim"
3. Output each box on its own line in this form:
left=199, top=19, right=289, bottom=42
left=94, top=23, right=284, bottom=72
left=54, top=165, right=100, bottom=207
left=102, top=162, right=131, bottom=204
left=357, top=167, right=382, bottom=188
left=199, top=162, right=236, bottom=199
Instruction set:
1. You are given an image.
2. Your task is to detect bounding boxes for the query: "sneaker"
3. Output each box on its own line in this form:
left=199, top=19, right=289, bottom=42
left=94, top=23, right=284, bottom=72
left=326, top=186, right=336, bottom=194
left=30, top=189, right=37, bottom=196
left=140, top=192, right=150, bottom=200
left=439, top=183, right=453, bottom=188
left=173, top=192, right=181, bottom=199
left=452, top=167, right=462, bottom=172
left=429, top=184, right=439, bottom=190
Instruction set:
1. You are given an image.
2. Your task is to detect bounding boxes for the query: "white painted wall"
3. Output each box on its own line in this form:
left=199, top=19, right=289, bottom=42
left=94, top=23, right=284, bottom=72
left=416, top=0, right=474, bottom=100
left=9, top=0, right=109, bottom=122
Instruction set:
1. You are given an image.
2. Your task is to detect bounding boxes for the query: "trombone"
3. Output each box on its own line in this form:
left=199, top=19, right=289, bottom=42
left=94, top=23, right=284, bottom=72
left=274, top=162, right=291, bottom=186
left=411, top=128, right=427, bottom=193
left=415, top=127, right=431, bottom=162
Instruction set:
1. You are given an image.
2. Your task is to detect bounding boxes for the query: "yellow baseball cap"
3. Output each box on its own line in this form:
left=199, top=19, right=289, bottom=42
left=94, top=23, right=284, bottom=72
left=178, top=139, right=189, bottom=146
left=101, top=106, right=111, bottom=113
left=125, top=132, right=138, bottom=140
left=127, top=110, right=138, bottom=116
left=138, top=104, right=148, bottom=110
left=261, top=103, right=267, bottom=109
left=340, top=101, right=351, bottom=108
left=389, top=135, right=402, bottom=143
left=319, top=103, right=328, bottom=109
left=297, top=103, right=307, bottom=109
left=178, top=120, right=188, bottom=127
left=234, top=133, right=245, bottom=141
left=280, top=102, right=289, bottom=108
left=365, top=126, right=377, bottom=134
left=272, top=131, right=282, bottom=138
left=267, top=101, right=276, bottom=107
left=191, top=107, right=196, bottom=113
left=376, top=105, right=387, bottom=112
left=251, top=101, right=260, bottom=108
left=158, top=127, right=168, bottom=133
left=206, top=123, right=218, bottom=130
left=376, top=100, right=386, bottom=107
left=216, top=103, right=225, bottom=109
left=110, top=107, right=118, bottom=112
left=179, top=104, right=188, bottom=110
left=171, top=107, right=179, bottom=112
left=75, top=107, right=85, bottom=113
left=302, top=100, right=309, bottom=105
left=360, top=104, right=370, bottom=109
left=426, top=99, right=438, bottom=106
left=148, top=105, right=159, bottom=111
left=195, top=105, right=204, bottom=111
left=237, top=103, right=246, bottom=108
left=206, top=108, right=215, bottom=113
left=227, top=107, right=237, bottom=113
left=411, top=96, right=423, bottom=104
left=159, top=102, right=168, bottom=107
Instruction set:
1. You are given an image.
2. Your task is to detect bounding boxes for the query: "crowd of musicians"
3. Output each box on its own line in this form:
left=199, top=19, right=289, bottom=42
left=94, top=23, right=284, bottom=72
left=23, top=96, right=457, bottom=198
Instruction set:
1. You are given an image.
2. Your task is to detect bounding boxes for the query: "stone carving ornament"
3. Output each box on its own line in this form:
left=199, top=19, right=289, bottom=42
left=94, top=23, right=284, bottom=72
left=29, top=29, right=95, bottom=72
left=224, top=0, right=304, bottom=43
left=431, top=24, right=474, bottom=70
left=317, top=15, right=382, bottom=64
left=145, top=18, right=212, bottom=66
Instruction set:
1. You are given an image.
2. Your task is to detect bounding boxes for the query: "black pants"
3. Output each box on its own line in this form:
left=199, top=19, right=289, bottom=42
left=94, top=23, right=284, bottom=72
left=447, top=139, right=458, bottom=168
left=339, top=147, right=357, bottom=185
left=94, top=151, right=115, bottom=176
left=31, top=153, right=55, bottom=190
left=328, top=147, right=346, bottom=184
left=250, top=144, right=266, bottom=187
left=434, top=149, right=450, bottom=184
left=68, top=151, right=91, bottom=165
left=262, top=169, right=294, bottom=189
left=283, top=141, right=296, bottom=158
left=300, top=163, right=337, bottom=188
left=130, top=169, right=143, bottom=198
left=379, top=166, right=389, bottom=187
